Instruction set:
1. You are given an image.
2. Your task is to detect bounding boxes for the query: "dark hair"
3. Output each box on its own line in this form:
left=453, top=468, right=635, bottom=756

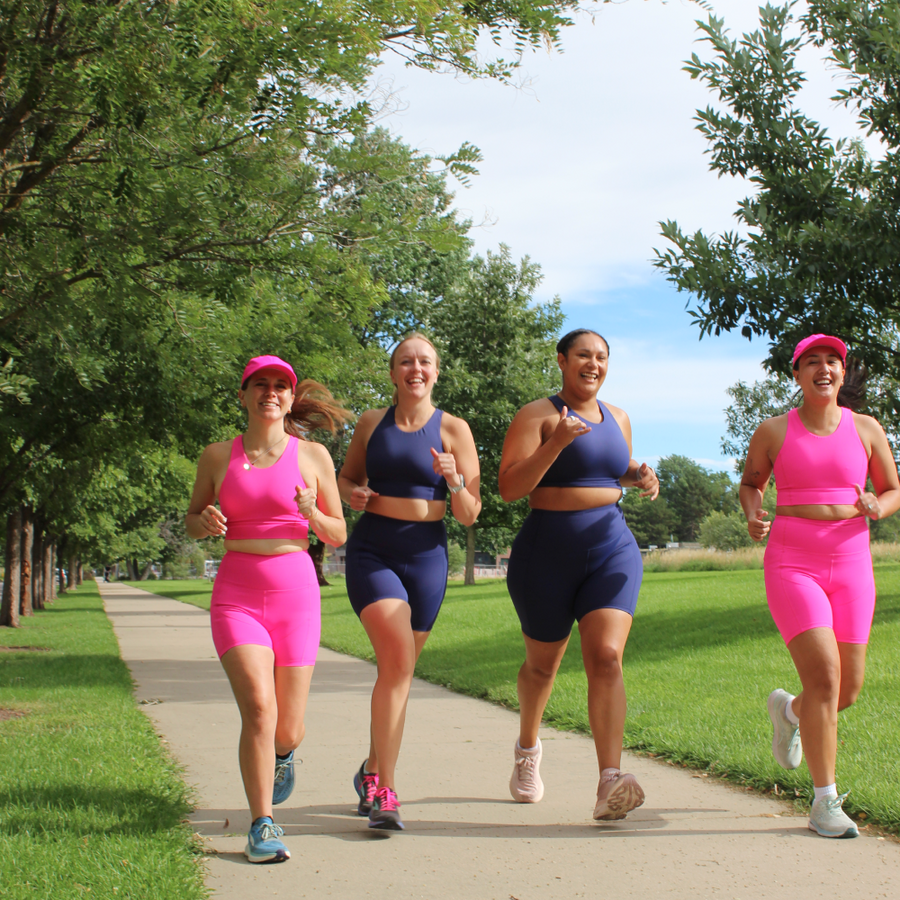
left=284, top=380, right=353, bottom=438
left=837, top=357, right=867, bottom=411
left=388, top=332, right=440, bottom=406
left=556, top=329, right=609, bottom=357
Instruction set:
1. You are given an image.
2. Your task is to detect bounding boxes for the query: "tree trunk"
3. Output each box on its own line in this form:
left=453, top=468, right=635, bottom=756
left=44, top=540, right=55, bottom=603
left=307, top=541, right=330, bottom=586
left=139, top=561, right=153, bottom=580
left=76, top=560, right=83, bottom=584
left=125, top=559, right=138, bottom=580
left=31, top=521, right=44, bottom=611
left=1, top=507, right=22, bottom=627
left=465, top=524, right=476, bottom=586
left=68, top=555, right=77, bottom=590
left=20, top=506, right=34, bottom=616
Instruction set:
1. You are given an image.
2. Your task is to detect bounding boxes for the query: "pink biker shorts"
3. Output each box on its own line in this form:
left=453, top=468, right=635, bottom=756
left=764, top=516, right=875, bottom=645
left=210, top=550, right=321, bottom=666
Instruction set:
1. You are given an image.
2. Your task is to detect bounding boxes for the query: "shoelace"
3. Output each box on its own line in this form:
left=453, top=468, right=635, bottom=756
left=822, top=791, right=851, bottom=811
left=362, top=774, right=378, bottom=802
left=376, top=788, right=400, bottom=812
left=274, top=759, right=291, bottom=784
left=257, top=821, right=285, bottom=842
left=515, top=755, right=538, bottom=784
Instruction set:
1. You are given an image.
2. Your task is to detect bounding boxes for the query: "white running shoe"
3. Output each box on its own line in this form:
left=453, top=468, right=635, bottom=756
left=767, top=689, right=802, bottom=769
left=509, top=738, right=544, bottom=803
left=808, top=792, right=859, bottom=838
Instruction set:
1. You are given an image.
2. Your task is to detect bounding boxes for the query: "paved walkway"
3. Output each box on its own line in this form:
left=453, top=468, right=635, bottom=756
left=100, top=582, right=899, bottom=899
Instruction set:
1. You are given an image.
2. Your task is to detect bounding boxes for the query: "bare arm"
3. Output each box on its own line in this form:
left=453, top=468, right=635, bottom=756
left=296, top=442, right=347, bottom=546
left=854, top=415, right=900, bottom=520
left=739, top=423, right=777, bottom=542
left=337, top=409, right=384, bottom=511
left=607, top=405, right=659, bottom=499
left=498, top=401, right=590, bottom=502
left=185, top=443, right=230, bottom=539
left=434, top=415, right=482, bottom=527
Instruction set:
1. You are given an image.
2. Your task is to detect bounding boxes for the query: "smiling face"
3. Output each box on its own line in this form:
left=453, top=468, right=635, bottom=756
left=793, top=346, right=845, bottom=402
left=390, top=337, right=438, bottom=402
left=239, top=367, right=295, bottom=421
left=558, top=332, right=609, bottom=397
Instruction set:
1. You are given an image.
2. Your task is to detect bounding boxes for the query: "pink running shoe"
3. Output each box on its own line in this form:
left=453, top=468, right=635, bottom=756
left=593, top=772, right=644, bottom=820
left=509, top=738, right=544, bottom=803
left=368, top=786, right=404, bottom=831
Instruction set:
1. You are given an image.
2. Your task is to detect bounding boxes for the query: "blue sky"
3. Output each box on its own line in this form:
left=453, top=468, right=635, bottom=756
left=369, top=1, right=874, bottom=473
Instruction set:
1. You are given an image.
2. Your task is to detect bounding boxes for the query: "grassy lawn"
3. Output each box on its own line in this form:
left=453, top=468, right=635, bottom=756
left=0, top=582, right=207, bottom=900
left=134, top=564, right=900, bottom=833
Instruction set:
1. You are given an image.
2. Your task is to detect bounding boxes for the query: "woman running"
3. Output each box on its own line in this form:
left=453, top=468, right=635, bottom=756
left=186, top=356, right=348, bottom=863
left=498, top=328, right=659, bottom=820
left=338, top=333, right=481, bottom=831
left=741, top=334, right=899, bottom=838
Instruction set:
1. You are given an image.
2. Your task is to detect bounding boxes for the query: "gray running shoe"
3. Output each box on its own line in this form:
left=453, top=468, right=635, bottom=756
left=767, top=689, right=802, bottom=769
left=808, top=792, right=859, bottom=838
left=593, top=772, right=645, bottom=820
left=368, top=786, right=404, bottom=831
left=509, top=738, right=544, bottom=803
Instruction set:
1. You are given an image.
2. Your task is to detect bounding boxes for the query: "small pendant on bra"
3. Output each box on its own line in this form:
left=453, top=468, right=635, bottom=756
left=243, top=463, right=251, bottom=470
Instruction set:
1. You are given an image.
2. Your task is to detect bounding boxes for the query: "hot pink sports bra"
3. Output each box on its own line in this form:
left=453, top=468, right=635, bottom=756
left=218, top=435, right=310, bottom=541
left=773, top=408, right=868, bottom=505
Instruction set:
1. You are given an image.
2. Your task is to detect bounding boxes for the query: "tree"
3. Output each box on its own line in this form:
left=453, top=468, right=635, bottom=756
left=654, top=1, right=900, bottom=433
left=698, top=510, right=754, bottom=551
left=620, top=489, right=677, bottom=548
left=430, top=246, right=564, bottom=583
left=722, top=375, right=797, bottom=472
left=656, top=454, right=737, bottom=542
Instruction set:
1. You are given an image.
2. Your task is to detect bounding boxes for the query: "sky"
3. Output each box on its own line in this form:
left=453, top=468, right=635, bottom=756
left=368, top=0, right=874, bottom=474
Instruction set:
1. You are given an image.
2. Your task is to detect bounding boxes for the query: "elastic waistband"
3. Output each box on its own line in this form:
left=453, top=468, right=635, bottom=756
left=776, top=487, right=861, bottom=505
left=216, top=550, right=311, bottom=590
left=223, top=521, right=309, bottom=541
left=351, top=512, right=447, bottom=554
left=768, top=515, right=869, bottom=555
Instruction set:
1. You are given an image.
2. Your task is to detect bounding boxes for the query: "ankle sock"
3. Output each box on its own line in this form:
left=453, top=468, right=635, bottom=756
left=814, top=784, right=837, bottom=803
left=517, top=741, right=539, bottom=753
left=601, top=767, right=621, bottom=783
left=276, top=752, right=292, bottom=761
left=784, top=696, right=800, bottom=726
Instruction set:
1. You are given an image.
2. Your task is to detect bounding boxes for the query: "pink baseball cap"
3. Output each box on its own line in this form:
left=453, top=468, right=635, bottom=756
left=792, top=334, right=847, bottom=367
left=241, top=355, right=297, bottom=390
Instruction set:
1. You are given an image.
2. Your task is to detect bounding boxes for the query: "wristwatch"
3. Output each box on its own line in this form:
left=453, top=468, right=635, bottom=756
left=449, top=474, right=466, bottom=495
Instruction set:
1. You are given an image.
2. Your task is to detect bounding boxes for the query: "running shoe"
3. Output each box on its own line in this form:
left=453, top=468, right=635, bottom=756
left=593, top=772, right=645, bottom=820
left=509, top=738, right=544, bottom=803
left=767, top=688, right=802, bottom=769
left=368, top=786, right=404, bottom=831
left=353, top=760, right=379, bottom=816
left=273, top=750, right=295, bottom=806
left=808, top=792, right=859, bottom=838
left=244, top=816, right=290, bottom=863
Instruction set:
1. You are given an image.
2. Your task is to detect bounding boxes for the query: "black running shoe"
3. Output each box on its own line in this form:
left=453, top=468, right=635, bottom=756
left=368, top=786, right=404, bottom=831
left=353, top=760, right=379, bottom=816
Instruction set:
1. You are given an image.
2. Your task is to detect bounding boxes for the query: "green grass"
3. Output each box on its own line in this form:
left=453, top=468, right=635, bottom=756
left=135, top=567, right=900, bottom=833
left=0, top=582, right=207, bottom=900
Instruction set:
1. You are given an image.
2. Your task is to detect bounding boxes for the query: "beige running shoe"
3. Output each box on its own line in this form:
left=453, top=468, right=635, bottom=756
left=593, top=772, right=645, bottom=820
left=509, top=738, right=544, bottom=803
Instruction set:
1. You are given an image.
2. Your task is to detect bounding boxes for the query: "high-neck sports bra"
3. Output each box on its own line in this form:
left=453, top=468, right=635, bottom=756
left=773, top=407, right=868, bottom=505
left=537, top=396, right=631, bottom=489
left=218, top=435, right=310, bottom=540
left=366, top=407, right=448, bottom=501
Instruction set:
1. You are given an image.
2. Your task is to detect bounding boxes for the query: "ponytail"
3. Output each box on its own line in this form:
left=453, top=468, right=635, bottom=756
left=284, top=380, right=353, bottom=438
left=838, top=357, right=867, bottom=411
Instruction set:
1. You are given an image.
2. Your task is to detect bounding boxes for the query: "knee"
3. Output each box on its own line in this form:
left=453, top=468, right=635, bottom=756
left=803, top=662, right=842, bottom=702
left=239, top=693, right=278, bottom=734
left=521, top=657, right=559, bottom=683
left=277, top=720, right=306, bottom=749
left=582, top=644, right=623, bottom=683
left=376, top=651, right=416, bottom=685
left=838, top=679, right=864, bottom=712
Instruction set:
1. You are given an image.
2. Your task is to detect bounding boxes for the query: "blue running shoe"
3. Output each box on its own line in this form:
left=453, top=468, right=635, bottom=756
left=273, top=751, right=295, bottom=806
left=353, top=760, right=379, bottom=816
left=244, top=816, right=290, bottom=863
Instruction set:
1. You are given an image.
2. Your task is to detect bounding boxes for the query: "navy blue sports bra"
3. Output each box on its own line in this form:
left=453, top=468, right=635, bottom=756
left=536, top=396, right=630, bottom=489
left=366, top=407, right=448, bottom=501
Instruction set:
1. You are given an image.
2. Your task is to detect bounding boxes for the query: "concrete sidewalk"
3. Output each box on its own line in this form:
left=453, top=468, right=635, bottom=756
left=100, top=582, right=899, bottom=899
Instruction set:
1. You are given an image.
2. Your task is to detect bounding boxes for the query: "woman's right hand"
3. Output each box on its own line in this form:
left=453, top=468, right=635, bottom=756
left=747, top=509, right=770, bottom=542
left=349, top=485, right=379, bottom=511
left=200, top=505, right=228, bottom=537
left=552, top=405, right=591, bottom=448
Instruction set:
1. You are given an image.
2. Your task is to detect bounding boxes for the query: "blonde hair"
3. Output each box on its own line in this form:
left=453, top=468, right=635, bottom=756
left=389, top=332, right=440, bottom=406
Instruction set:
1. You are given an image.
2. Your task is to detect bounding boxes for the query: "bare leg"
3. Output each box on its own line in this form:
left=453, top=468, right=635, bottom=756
left=516, top=633, right=569, bottom=749
left=274, top=665, right=315, bottom=756
left=220, top=644, right=278, bottom=821
left=578, top=608, right=634, bottom=773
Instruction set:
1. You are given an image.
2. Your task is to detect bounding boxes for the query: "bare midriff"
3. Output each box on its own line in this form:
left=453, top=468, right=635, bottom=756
left=223, top=538, right=310, bottom=555
left=775, top=504, right=862, bottom=521
left=365, top=495, right=448, bottom=522
left=529, top=486, right=623, bottom=512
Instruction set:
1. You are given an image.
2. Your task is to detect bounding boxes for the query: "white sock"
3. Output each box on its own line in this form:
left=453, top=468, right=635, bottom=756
left=814, top=784, right=838, bottom=803
left=784, top=695, right=800, bottom=726
left=601, top=767, right=621, bottom=783
left=517, top=741, right=539, bottom=753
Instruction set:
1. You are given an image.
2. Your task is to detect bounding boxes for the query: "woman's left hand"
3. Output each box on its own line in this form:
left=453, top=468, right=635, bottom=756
left=854, top=483, right=882, bottom=519
left=633, top=463, right=659, bottom=500
left=431, top=447, right=463, bottom=491
left=295, top=485, right=319, bottom=520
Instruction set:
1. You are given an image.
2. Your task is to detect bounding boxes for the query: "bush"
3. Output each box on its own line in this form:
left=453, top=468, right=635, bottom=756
left=698, top=510, right=755, bottom=551
left=448, top=543, right=465, bottom=577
